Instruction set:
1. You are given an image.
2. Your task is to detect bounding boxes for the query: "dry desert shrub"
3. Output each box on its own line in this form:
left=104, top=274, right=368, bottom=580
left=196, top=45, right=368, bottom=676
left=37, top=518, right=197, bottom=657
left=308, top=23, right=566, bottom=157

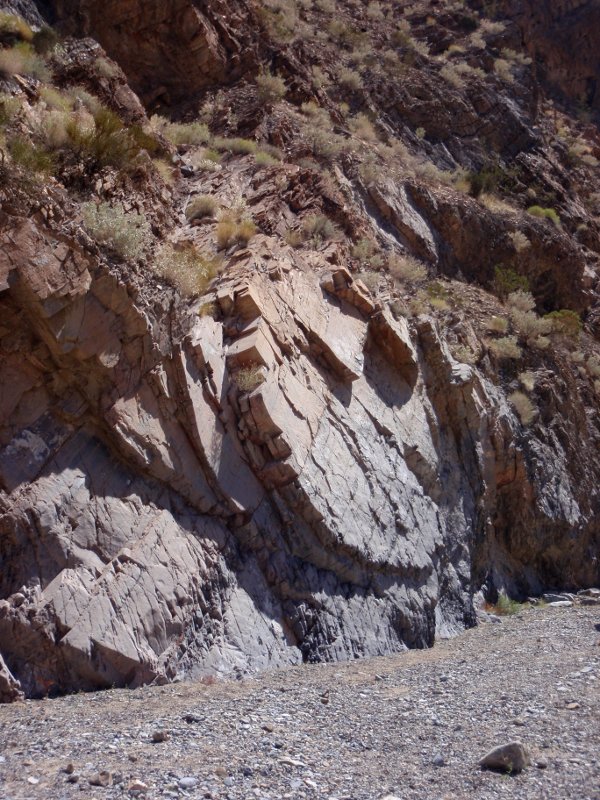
left=508, top=391, right=536, bottom=425
left=153, top=244, right=220, bottom=297
left=82, top=201, right=151, bottom=261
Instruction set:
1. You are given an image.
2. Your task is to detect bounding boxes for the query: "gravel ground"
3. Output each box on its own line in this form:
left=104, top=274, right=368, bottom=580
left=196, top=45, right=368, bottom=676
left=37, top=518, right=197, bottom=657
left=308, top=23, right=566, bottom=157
left=1, top=605, right=599, bottom=800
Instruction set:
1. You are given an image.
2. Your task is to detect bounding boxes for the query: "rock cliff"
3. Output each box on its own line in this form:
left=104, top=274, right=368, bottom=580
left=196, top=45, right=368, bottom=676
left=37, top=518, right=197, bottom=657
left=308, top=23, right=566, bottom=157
left=0, top=0, right=599, bottom=699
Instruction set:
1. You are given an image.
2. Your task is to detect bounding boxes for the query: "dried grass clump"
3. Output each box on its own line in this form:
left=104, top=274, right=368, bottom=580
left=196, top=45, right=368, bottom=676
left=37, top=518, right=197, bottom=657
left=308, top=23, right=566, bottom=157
left=216, top=217, right=257, bottom=250
left=348, top=113, right=377, bottom=141
left=508, top=391, right=536, bottom=425
left=351, top=238, right=383, bottom=268
left=234, top=364, right=265, bottom=392
left=510, top=230, right=530, bottom=253
left=213, top=137, right=257, bottom=155
left=186, top=194, right=218, bottom=221
left=337, top=67, right=363, bottom=91
left=507, top=290, right=535, bottom=313
left=153, top=244, right=219, bottom=297
left=302, top=214, right=338, bottom=242
left=150, top=116, right=210, bottom=147
left=485, top=316, right=509, bottom=334
left=519, top=371, right=536, bottom=392
left=82, top=201, right=151, bottom=261
left=388, top=254, right=428, bottom=285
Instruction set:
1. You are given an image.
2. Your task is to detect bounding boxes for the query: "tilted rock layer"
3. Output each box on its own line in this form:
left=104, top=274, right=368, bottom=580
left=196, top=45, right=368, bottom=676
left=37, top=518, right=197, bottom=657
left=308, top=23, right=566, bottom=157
left=0, top=0, right=599, bottom=699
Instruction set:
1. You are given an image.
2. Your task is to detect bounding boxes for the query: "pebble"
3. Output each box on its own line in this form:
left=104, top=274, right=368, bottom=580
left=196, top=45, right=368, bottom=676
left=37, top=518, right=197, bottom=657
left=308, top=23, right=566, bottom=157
left=432, top=754, right=445, bottom=767
left=179, top=776, right=199, bottom=789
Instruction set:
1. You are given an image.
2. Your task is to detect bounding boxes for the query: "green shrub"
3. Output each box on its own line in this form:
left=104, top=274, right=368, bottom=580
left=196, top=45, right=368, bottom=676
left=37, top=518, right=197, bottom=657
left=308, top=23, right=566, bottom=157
left=493, top=265, right=529, bottom=299
left=0, top=12, right=33, bottom=42
left=153, top=244, right=219, bottom=297
left=66, top=107, right=159, bottom=168
left=494, top=593, right=524, bottom=615
left=7, top=136, right=54, bottom=174
left=545, top=309, right=582, bottom=337
left=32, top=26, right=59, bottom=55
left=256, top=71, right=287, bottom=104
left=527, top=205, right=560, bottom=226
left=82, top=201, right=151, bottom=261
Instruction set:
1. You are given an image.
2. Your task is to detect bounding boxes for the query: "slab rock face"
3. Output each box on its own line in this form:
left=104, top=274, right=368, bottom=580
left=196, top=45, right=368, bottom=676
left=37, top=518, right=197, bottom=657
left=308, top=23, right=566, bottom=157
left=47, top=0, right=260, bottom=104
left=0, top=211, right=598, bottom=700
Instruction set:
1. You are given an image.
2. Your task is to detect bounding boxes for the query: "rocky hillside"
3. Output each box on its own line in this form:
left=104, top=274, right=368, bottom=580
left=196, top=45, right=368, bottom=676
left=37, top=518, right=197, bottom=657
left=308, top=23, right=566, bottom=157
left=0, top=0, right=599, bottom=702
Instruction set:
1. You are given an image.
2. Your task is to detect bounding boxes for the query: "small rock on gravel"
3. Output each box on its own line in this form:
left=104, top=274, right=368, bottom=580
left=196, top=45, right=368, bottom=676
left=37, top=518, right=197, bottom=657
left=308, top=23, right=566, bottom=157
left=480, top=741, right=530, bottom=773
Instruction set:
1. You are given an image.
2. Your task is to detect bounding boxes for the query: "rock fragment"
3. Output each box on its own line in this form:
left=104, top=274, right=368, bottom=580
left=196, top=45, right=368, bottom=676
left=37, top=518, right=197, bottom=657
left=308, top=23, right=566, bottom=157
left=479, top=741, right=530, bottom=773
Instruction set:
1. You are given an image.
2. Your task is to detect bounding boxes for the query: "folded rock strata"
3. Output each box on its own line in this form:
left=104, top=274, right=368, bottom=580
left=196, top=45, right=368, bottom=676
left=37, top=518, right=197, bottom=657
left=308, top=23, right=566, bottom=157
left=0, top=207, right=598, bottom=698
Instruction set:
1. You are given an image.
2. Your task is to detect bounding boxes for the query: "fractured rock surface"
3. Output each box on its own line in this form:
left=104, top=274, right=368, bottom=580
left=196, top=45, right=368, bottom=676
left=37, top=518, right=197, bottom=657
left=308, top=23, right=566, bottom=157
left=0, top=203, right=598, bottom=698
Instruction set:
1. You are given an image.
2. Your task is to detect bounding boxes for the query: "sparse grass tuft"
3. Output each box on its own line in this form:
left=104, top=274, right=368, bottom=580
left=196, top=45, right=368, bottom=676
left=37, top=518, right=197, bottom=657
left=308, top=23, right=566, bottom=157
left=492, top=593, right=524, bottom=616
left=0, top=12, right=33, bottom=41
left=486, top=316, right=509, bottom=334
